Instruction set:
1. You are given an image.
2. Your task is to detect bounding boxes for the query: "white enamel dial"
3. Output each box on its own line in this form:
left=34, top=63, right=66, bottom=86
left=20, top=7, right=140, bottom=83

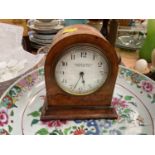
left=55, top=44, right=109, bottom=95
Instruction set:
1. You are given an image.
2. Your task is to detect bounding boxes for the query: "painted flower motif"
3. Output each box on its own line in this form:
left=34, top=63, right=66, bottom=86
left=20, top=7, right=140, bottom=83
left=39, top=68, right=44, bottom=76
left=131, top=73, right=143, bottom=84
left=112, top=97, right=128, bottom=108
left=9, top=86, right=21, bottom=97
left=141, top=80, right=154, bottom=93
left=0, top=109, right=8, bottom=126
left=73, top=128, right=85, bottom=135
left=42, top=120, right=67, bottom=127
left=2, top=95, right=17, bottom=109
left=25, top=75, right=36, bottom=88
left=86, top=120, right=100, bottom=135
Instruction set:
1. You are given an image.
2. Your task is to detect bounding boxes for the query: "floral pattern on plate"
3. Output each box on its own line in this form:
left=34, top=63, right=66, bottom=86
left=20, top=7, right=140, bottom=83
left=0, top=66, right=155, bottom=135
left=119, top=68, right=155, bottom=103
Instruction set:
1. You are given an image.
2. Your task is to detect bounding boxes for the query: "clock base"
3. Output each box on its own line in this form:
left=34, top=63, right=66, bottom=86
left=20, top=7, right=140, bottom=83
left=41, top=104, right=118, bottom=121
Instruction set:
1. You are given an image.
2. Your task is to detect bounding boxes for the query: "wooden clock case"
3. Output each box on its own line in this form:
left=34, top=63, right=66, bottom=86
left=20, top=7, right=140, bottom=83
left=41, top=24, right=118, bottom=120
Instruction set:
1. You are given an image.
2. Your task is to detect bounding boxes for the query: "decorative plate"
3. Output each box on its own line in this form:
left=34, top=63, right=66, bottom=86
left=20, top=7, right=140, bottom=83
left=0, top=66, right=155, bottom=135
left=115, top=35, right=145, bottom=51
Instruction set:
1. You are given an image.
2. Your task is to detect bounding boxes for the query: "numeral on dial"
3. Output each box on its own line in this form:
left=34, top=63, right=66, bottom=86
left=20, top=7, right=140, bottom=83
left=62, top=61, right=67, bottom=66
left=61, top=79, right=67, bottom=84
left=81, top=52, right=87, bottom=58
left=71, top=54, right=75, bottom=60
left=98, top=62, right=103, bottom=67
left=78, top=87, right=83, bottom=92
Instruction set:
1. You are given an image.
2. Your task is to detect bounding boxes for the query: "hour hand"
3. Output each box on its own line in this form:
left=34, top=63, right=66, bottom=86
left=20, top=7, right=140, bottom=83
left=81, top=72, right=85, bottom=85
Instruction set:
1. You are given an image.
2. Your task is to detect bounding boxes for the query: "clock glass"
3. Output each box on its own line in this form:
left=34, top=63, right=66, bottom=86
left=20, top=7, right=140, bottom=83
left=55, top=43, right=109, bottom=95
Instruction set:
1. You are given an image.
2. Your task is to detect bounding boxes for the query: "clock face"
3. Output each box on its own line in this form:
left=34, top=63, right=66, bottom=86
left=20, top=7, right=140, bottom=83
left=55, top=44, right=109, bottom=95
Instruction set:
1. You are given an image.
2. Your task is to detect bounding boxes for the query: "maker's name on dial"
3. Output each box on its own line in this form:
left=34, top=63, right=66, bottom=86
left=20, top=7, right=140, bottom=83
left=74, top=63, right=92, bottom=67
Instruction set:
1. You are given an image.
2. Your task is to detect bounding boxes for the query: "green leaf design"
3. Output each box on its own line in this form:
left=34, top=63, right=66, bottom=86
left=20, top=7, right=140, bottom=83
left=31, top=119, right=39, bottom=126
left=119, top=126, right=126, bottom=130
left=147, top=94, right=152, bottom=99
left=50, top=129, right=63, bottom=135
left=10, top=110, right=14, bottom=116
left=35, top=128, right=49, bottom=135
left=121, top=114, right=129, bottom=119
left=129, top=102, right=137, bottom=107
left=39, top=106, right=43, bottom=112
left=123, top=108, right=133, bottom=113
left=28, top=111, right=40, bottom=117
left=64, top=127, right=71, bottom=135
left=80, top=125, right=84, bottom=128
left=124, top=96, right=133, bottom=100
left=39, top=69, right=44, bottom=75
left=137, top=85, right=141, bottom=88
left=8, top=125, right=13, bottom=133
left=72, top=126, right=77, bottom=129
left=9, top=86, right=21, bottom=97
left=102, top=129, right=108, bottom=133
left=151, top=100, right=155, bottom=104
left=151, top=94, right=155, bottom=104
left=112, top=120, right=116, bottom=124
left=12, top=104, right=18, bottom=108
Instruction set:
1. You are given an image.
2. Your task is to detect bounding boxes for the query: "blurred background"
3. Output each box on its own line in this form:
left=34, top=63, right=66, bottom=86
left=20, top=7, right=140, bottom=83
left=1, top=19, right=155, bottom=81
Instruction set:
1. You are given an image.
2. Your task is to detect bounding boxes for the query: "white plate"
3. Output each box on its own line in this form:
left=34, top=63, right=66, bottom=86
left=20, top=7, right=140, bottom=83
left=29, top=31, right=55, bottom=40
left=27, top=19, right=64, bottom=34
left=29, top=34, right=53, bottom=44
left=0, top=66, right=155, bottom=135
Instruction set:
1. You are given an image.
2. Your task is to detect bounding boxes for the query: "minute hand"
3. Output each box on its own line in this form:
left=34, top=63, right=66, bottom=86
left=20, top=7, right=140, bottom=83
left=73, top=72, right=84, bottom=89
left=73, top=74, right=82, bottom=89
